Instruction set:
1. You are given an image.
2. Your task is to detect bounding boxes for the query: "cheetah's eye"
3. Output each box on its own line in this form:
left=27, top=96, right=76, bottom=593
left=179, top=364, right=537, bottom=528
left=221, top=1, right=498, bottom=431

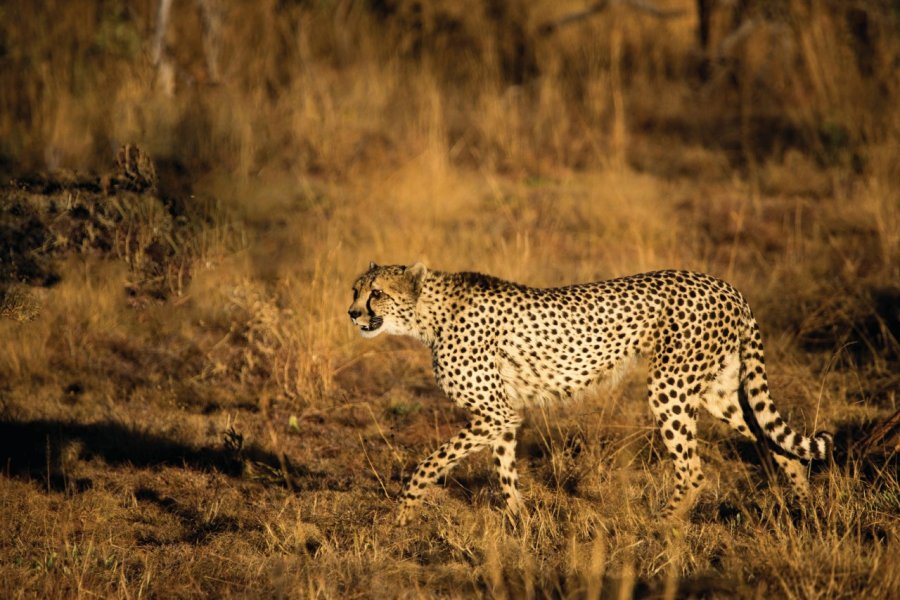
left=352, top=288, right=359, bottom=300
left=370, top=289, right=383, bottom=300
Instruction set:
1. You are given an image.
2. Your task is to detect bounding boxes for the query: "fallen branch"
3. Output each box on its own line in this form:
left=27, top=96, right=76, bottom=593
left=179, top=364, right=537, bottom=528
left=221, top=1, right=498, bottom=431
left=539, top=0, right=687, bottom=36
left=625, top=0, right=688, bottom=18
left=852, top=409, right=900, bottom=458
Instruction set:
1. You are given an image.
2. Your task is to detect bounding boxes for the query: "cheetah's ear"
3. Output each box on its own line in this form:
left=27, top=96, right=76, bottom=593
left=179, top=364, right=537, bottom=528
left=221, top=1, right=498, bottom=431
left=406, top=262, right=427, bottom=279
left=368, top=261, right=379, bottom=271
left=406, top=262, right=427, bottom=293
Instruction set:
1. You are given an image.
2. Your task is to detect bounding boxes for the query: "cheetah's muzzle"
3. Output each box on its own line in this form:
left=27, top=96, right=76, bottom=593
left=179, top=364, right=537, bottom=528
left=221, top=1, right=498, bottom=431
left=361, top=315, right=382, bottom=332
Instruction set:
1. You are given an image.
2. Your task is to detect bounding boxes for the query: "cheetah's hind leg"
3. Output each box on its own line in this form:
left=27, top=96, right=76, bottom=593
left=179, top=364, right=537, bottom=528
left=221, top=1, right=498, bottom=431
left=771, top=453, right=810, bottom=501
left=702, top=352, right=813, bottom=503
left=648, top=363, right=706, bottom=520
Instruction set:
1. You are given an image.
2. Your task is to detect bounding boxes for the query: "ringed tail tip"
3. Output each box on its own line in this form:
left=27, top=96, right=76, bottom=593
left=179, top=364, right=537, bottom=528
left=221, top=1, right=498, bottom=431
left=814, top=431, right=834, bottom=461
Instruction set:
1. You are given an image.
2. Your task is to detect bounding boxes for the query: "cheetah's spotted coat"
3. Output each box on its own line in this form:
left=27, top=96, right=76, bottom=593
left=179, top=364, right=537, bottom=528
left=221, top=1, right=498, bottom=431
left=348, top=263, right=831, bottom=522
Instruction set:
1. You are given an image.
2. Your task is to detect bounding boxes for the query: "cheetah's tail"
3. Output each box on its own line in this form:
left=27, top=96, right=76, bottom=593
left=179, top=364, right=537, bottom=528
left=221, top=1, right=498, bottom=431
left=740, top=314, right=832, bottom=461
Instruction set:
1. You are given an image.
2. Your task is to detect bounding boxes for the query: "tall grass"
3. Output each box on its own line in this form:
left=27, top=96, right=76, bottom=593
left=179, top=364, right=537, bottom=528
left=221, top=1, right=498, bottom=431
left=2, top=1, right=897, bottom=178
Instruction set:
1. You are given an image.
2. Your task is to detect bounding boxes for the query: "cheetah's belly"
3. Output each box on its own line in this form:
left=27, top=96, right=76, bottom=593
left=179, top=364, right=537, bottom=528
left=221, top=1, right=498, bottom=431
left=497, top=333, right=636, bottom=409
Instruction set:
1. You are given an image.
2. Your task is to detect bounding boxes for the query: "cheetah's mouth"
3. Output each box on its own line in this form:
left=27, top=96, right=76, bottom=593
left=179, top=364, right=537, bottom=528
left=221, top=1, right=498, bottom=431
left=361, top=316, right=383, bottom=332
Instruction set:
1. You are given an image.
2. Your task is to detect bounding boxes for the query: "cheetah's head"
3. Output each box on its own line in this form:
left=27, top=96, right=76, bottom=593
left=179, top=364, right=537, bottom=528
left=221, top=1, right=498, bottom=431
left=348, top=262, right=427, bottom=338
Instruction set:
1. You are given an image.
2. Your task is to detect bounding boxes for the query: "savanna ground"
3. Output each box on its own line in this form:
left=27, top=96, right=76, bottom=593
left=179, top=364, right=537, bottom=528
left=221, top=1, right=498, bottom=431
left=1, top=1, right=899, bottom=598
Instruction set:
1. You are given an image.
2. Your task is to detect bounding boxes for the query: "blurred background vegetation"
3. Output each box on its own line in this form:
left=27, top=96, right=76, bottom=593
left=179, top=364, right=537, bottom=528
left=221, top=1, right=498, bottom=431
left=2, top=0, right=898, bottom=180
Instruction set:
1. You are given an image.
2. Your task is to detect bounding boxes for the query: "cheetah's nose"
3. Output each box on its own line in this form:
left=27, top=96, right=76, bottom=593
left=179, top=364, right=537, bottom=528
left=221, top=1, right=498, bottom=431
left=348, top=309, right=361, bottom=320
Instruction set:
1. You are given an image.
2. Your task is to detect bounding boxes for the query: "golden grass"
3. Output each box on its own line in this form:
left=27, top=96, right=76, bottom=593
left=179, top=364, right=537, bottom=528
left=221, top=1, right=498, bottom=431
left=1, top=1, right=899, bottom=598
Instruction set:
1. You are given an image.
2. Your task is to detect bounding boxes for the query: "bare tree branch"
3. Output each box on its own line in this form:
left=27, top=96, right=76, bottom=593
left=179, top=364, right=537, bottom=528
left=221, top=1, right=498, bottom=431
left=717, top=17, right=760, bottom=57
left=539, top=0, right=687, bottom=36
left=151, top=0, right=173, bottom=66
left=539, top=1, right=609, bottom=36
left=623, top=0, right=688, bottom=19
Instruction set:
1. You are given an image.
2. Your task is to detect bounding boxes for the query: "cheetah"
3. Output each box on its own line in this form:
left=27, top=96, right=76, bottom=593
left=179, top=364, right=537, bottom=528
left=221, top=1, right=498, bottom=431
left=348, top=262, right=832, bottom=523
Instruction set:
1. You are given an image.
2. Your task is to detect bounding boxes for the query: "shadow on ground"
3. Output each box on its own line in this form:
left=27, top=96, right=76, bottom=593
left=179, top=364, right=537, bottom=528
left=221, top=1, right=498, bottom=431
left=132, top=486, right=249, bottom=546
left=0, top=418, right=323, bottom=492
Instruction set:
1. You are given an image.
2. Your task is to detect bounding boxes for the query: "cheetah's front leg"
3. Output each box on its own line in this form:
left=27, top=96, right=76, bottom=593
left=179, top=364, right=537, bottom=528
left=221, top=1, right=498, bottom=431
left=490, top=415, right=523, bottom=516
left=397, top=420, right=493, bottom=525
left=396, top=412, right=523, bottom=525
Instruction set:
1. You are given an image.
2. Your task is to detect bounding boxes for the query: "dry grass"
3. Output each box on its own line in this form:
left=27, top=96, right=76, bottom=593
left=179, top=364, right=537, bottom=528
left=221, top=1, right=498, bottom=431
left=1, top=1, right=899, bottom=598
